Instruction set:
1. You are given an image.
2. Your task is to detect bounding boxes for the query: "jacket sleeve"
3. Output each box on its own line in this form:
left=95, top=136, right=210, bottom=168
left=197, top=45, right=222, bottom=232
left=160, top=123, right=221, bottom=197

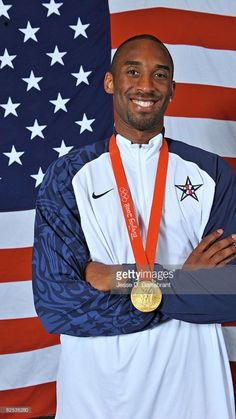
left=159, top=265, right=236, bottom=323
left=160, top=157, right=236, bottom=323
left=32, top=156, right=167, bottom=337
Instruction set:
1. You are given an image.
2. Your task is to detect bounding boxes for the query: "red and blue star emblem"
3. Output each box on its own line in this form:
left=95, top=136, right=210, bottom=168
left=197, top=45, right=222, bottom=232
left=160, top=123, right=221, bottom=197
left=175, top=176, right=203, bottom=201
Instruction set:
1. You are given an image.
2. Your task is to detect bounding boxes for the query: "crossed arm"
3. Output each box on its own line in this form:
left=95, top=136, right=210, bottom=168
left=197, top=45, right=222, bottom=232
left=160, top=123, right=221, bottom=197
left=85, top=229, right=236, bottom=291
left=84, top=229, right=236, bottom=325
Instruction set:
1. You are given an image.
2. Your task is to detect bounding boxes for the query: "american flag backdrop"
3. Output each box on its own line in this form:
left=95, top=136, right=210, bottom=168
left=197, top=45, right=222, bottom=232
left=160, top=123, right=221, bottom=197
left=0, top=0, right=235, bottom=417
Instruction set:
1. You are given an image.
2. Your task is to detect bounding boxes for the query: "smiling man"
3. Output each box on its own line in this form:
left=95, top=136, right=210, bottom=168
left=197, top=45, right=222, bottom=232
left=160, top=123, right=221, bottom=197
left=33, top=35, right=236, bottom=419
left=106, top=36, right=175, bottom=139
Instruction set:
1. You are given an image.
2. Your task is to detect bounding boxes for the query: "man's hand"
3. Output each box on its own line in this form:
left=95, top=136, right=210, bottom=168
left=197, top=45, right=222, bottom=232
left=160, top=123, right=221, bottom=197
left=85, top=261, right=118, bottom=291
left=182, top=229, right=236, bottom=271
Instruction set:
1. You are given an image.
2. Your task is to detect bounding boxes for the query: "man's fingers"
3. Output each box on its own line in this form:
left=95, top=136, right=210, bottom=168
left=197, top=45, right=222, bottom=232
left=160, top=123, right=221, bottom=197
left=182, top=231, right=236, bottom=271
left=210, top=240, right=236, bottom=265
left=206, top=234, right=236, bottom=259
left=195, top=229, right=224, bottom=253
left=216, top=251, right=236, bottom=267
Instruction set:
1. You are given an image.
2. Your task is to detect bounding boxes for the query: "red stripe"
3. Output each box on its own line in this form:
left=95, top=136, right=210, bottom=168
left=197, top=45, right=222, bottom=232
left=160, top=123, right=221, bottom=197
left=166, top=84, right=236, bottom=121
left=0, top=247, right=32, bottom=282
left=0, top=317, right=60, bottom=355
left=230, top=361, right=236, bottom=394
left=0, top=319, right=232, bottom=357
left=0, top=382, right=56, bottom=419
left=110, top=8, right=236, bottom=50
left=223, top=158, right=236, bottom=174
left=222, top=322, right=236, bottom=327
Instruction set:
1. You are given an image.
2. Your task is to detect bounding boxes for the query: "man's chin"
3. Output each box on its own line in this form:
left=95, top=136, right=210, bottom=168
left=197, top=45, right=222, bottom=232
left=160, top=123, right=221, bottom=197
left=127, top=115, right=160, bottom=132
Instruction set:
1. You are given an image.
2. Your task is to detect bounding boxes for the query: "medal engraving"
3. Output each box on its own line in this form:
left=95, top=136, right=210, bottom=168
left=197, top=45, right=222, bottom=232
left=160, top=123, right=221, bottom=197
left=130, top=280, right=162, bottom=312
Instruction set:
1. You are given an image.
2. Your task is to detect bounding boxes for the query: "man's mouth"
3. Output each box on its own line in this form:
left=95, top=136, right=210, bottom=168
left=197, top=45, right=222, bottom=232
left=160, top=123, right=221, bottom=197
left=130, top=99, right=157, bottom=109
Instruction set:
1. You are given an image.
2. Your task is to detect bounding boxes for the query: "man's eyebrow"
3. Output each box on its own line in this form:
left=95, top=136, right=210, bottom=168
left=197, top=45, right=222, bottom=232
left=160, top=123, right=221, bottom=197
left=124, top=60, right=141, bottom=66
left=123, top=61, right=170, bottom=72
left=155, top=64, right=170, bottom=72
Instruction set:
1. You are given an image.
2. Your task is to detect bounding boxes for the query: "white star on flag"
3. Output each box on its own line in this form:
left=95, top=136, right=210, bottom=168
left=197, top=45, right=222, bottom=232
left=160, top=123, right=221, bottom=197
left=69, top=17, right=90, bottom=39
left=0, top=48, right=16, bottom=69
left=53, top=140, right=74, bottom=157
left=42, top=0, right=63, bottom=17
left=26, top=119, right=47, bottom=139
left=50, top=93, right=70, bottom=113
left=22, top=70, right=43, bottom=91
left=46, top=45, right=67, bottom=66
left=30, top=167, right=45, bottom=187
left=71, top=66, right=92, bottom=86
left=0, top=0, right=12, bottom=19
left=3, top=145, right=25, bottom=166
left=0, top=97, right=20, bottom=117
left=19, top=21, right=40, bottom=42
left=75, top=113, right=95, bottom=133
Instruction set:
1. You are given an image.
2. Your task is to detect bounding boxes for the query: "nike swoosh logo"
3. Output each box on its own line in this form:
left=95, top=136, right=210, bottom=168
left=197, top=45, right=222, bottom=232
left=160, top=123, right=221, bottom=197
left=92, top=188, right=113, bottom=199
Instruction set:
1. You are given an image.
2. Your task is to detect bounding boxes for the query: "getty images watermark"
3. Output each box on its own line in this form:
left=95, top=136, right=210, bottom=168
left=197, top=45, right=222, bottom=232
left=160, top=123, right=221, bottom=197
left=110, top=264, right=236, bottom=295
left=111, top=265, right=174, bottom=294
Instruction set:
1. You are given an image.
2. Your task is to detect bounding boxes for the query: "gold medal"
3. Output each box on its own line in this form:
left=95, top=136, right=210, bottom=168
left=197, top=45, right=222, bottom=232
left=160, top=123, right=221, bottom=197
left=130, top=280, right=162, bottom=312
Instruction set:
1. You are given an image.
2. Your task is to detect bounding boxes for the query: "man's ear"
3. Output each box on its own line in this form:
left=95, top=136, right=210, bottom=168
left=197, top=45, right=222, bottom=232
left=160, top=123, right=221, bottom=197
left=104, top=72, right=114, bottom=94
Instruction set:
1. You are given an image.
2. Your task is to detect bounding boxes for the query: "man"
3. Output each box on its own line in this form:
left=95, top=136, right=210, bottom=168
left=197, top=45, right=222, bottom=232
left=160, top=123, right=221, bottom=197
left=33, top=35, right=236, bottom=418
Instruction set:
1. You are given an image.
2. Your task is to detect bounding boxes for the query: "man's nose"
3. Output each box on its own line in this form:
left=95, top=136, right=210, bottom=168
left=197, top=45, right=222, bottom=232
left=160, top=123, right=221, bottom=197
left=136, top=74, right=155, bottom=92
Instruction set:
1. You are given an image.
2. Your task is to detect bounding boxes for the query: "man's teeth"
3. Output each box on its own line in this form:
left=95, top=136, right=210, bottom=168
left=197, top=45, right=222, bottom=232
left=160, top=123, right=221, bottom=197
left=132, top=100, right=154, bottom=107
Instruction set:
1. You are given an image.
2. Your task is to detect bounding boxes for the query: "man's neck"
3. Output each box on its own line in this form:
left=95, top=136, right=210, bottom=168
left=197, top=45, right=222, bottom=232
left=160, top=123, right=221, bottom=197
left=114, top=122, right=163, bottom=144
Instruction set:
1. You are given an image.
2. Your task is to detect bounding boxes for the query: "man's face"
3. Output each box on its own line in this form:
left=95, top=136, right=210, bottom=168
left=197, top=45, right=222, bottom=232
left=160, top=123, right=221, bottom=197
left=104, top=39, right=175, bottom=136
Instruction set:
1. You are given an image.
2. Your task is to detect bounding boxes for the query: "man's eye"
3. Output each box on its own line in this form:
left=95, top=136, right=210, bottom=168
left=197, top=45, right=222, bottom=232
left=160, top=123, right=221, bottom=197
left=154, top=72, right=168, bottom=79
left=127, top=69, right=139, bottom=76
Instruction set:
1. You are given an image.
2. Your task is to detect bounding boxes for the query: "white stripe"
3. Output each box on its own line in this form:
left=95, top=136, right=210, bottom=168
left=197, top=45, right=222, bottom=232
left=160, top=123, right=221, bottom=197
left=0, top=281, right=36, bottom=320
left=112, top=46, right=236, bottom=89
left=222, top=327, right=236, bottom=362
left=167, top=45, right=236, bottom=89
left=0, top=345, right=60, bottom=390
left=0, top=209, right=35, bottom=249
left=164, top=117, right=236, bottom=157
left=108, top=0, right=236, bottom=17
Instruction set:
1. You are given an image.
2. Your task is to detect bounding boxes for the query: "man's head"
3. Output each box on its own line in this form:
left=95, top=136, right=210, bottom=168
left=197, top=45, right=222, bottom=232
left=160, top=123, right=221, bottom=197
left=104, top=34, right=175, bottom=142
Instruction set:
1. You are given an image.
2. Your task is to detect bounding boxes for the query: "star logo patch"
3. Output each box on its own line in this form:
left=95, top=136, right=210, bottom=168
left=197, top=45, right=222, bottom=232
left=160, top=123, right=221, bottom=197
left=175, top=176, right=203, bottom=201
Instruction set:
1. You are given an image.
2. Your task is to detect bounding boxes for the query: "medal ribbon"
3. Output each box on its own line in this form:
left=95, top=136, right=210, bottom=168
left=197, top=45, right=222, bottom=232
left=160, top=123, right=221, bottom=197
left=109, top=134, right=169, bottom=277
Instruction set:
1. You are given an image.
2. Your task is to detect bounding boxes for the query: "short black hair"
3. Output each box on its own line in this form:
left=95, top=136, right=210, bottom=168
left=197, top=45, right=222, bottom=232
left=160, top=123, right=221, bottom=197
left=110, top=34, right=174, bottom=79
